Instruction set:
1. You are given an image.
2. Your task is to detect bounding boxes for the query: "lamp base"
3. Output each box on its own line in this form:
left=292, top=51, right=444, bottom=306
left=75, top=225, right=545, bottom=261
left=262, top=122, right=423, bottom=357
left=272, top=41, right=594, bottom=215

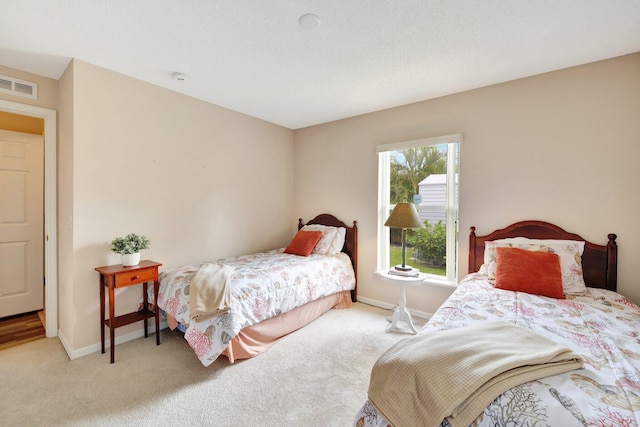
left=393, top=264, right=414, bottom=272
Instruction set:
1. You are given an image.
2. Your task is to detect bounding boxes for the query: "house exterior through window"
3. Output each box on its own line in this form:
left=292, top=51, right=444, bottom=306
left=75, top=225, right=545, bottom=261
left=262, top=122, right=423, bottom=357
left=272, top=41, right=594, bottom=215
left=377, top=134, right=461, bottom=285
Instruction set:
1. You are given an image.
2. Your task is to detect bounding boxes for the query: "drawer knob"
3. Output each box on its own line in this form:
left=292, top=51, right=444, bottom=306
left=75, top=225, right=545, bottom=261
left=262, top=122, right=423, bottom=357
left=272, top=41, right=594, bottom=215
left=132, top=275, right=140, bottom=280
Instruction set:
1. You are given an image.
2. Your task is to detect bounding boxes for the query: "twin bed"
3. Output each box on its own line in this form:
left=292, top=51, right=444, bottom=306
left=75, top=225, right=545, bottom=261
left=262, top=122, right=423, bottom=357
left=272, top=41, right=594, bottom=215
left=149, top=215, right=639, bottom=425
left=355, top=220, right=640, bottom=427
left=152, top=213, right=357, bottom=366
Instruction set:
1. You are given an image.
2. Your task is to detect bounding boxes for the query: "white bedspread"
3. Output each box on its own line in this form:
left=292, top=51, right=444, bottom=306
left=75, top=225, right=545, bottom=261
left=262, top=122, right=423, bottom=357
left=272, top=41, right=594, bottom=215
left=151, top=249, right=355, bottom=366
left=355, top=273, right=640, bottom=427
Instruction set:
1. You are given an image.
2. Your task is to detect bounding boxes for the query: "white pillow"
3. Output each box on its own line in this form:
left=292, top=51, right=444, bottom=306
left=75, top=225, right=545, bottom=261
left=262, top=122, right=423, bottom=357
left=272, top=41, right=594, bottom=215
left=300, top=225, right=346, bottom=255
left=481, top=237, right=530, bottom=270
left=481, top=237, right=587, bottom=294
left=331, top=227, right=347, bottom=254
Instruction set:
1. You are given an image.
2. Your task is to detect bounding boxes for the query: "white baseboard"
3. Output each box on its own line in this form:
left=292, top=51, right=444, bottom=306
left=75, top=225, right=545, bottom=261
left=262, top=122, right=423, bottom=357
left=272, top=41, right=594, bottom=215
left=356, top=296, right=432, bottom=321
left=59, top=321, right=169, bottom=360
left=56, top=329, right=73, bottom=359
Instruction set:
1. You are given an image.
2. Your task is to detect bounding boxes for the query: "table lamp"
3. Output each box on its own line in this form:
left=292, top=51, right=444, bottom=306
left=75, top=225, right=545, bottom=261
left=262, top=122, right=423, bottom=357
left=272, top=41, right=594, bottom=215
left=384, top=201, right=425, bottom=271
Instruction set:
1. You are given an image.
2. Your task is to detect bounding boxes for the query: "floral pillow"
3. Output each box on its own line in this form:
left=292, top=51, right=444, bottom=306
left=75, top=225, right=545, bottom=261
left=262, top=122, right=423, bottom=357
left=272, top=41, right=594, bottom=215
left=301, top=224, right=346, bottom=255
left=480, top=237, right=587, bottom=294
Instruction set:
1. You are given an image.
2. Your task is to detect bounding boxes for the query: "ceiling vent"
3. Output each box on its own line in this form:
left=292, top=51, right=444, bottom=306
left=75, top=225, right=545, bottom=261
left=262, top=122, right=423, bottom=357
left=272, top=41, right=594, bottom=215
left=0, top=74, right=38, bottom=100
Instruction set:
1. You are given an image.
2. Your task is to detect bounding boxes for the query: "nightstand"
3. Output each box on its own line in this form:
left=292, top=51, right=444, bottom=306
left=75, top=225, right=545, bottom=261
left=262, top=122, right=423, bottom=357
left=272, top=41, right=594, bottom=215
left=96, top=260, right=162, bottom=363
left=378, top=270, right=426, bottom=334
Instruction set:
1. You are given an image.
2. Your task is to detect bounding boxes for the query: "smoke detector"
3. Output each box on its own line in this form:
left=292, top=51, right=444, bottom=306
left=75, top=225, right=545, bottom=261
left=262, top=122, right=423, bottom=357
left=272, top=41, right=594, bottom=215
left=299, top=14, right=321, bottom=31
left=172, top=72, right=189, bottom=82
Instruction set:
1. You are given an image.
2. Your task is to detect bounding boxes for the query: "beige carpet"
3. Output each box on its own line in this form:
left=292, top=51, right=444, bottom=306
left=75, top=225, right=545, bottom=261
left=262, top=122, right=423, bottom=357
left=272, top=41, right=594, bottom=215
left=0, top=302, right=423, bottom=426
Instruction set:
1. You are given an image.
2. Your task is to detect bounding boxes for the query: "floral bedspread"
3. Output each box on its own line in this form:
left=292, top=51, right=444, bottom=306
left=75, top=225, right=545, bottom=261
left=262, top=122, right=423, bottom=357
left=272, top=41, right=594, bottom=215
left=355, top=273, right=640, bottom=427
left=152, top=249, right=355, bottom=366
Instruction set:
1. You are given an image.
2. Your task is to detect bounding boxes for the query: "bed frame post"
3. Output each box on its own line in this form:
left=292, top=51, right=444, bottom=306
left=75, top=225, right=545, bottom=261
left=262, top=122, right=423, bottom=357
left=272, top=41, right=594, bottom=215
left=351, top=220, right=358, bottom=302
left=606, top=233, right=618, bottom=292
left=468, top=226, right=477, bottom=274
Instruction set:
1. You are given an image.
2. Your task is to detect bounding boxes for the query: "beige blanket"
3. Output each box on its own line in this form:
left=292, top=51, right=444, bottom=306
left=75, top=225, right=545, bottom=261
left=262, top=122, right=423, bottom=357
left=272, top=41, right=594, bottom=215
left=188, top=263, right=234, bottom=320
left=368, top=320, right=583, bottom=427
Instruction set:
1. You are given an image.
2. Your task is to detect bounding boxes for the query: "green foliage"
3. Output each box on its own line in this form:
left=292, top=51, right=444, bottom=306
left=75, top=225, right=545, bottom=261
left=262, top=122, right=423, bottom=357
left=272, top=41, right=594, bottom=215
left=111, top=233, right=151, bottom=255
left=390, top=146, right=447, bottom=204
left=408, top=220, right=446, bottom=266
left=390, top=246, right=445, bottom=275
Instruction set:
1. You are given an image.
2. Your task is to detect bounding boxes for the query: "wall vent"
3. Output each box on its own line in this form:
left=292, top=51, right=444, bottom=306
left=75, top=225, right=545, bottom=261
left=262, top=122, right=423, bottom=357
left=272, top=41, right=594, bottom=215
left=0, top=74, right=38, bottom=100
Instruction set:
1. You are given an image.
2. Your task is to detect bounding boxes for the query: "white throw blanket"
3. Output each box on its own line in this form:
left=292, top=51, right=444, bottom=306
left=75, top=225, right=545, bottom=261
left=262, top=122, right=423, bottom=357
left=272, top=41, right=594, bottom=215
left=188, top=263, right=234, bottom=320
left=368, top=320, right=584, bottom=427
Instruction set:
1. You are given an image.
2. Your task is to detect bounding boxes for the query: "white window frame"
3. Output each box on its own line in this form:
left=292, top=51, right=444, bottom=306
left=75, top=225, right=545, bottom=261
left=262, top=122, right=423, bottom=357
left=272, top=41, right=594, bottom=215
left=377, top=133, right=462, bottom=286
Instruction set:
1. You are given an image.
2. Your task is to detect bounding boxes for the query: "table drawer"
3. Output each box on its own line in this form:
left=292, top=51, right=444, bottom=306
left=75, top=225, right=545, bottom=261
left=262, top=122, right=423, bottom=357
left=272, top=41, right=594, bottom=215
left=114, top=268, right=156, bottom=287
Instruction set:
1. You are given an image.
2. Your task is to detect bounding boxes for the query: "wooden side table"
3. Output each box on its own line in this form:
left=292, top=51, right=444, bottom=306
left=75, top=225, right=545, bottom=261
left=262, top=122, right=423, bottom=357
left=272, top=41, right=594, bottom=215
left=95, top=260, right=162, bottom=363
left=378, top=270, right=426, bottom=334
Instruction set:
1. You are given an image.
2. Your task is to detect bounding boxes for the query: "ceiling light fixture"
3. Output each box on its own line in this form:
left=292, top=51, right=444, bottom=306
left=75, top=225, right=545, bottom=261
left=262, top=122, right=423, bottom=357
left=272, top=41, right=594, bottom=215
left=298, top=14, right=320, bottom=31
left=172, top=72, right=188, bottom=82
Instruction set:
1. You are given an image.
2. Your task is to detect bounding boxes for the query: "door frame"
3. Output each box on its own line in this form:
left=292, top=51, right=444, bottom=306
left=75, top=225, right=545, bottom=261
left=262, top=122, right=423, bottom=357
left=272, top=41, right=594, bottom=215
left=0, top=99, right=57, bottom=338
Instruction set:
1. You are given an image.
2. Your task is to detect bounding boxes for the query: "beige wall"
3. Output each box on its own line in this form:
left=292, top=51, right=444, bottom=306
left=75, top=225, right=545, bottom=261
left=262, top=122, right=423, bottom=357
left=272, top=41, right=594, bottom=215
left=0, top=65, right=58, bottom=111
left=0, top=65, right=56, bottom=139
left=57, top=60, right=75, bottom=348
left=294, top=52, right=640, bottom=312
left=1, top=52, right=638, bottom=357
left=58, top=60, right=295, bottom=352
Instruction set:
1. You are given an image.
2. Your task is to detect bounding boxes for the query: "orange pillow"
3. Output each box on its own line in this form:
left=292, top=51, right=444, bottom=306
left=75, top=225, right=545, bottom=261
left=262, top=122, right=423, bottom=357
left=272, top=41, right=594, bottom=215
left=284, top=230, right=323, bottom=257
left=494, top=247, right=565, bottom=299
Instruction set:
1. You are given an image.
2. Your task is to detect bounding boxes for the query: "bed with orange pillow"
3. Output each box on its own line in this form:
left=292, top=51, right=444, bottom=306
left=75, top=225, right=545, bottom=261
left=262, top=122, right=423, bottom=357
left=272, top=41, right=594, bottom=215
left=355, top=221, right=640, bottom=427
left=151, top=214, right=357, bottom=366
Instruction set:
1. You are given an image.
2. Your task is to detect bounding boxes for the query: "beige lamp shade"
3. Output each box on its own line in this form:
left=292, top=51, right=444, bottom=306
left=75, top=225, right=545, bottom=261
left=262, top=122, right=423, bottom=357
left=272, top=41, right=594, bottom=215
left=384, top=202, right=425, bottom=229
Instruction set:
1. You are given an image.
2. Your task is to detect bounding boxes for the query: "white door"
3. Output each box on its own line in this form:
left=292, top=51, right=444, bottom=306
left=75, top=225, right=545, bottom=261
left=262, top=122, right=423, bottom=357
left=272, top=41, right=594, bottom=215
left=0, top=129, right=43, bottom=317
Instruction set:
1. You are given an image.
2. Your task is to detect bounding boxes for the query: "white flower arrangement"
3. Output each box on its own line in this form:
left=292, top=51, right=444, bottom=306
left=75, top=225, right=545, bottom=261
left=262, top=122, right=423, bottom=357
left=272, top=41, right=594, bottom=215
left=110, top=233, right=151, bottom=255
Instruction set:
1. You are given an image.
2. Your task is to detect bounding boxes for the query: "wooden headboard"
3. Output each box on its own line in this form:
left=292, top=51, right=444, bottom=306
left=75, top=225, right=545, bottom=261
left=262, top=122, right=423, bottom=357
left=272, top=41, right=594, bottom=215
left=298, top=214, right=358, bottom=302
left=468, top=220, right=617, bottom=292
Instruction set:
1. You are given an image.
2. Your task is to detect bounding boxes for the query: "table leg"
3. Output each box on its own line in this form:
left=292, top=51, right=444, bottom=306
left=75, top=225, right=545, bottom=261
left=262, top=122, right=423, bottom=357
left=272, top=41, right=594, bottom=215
left=109, top=284, right=115, bottom=364
left=154, top=278, right=160, bottom=346
left=100, top=276, right=105, bottom=354
left=386, top=309, right=401, bottom=332
left=385, top=284, right=418, bottom=334
left=143, top=282, right=149, bottom=339
left=400, top=307, right=418, bottom=334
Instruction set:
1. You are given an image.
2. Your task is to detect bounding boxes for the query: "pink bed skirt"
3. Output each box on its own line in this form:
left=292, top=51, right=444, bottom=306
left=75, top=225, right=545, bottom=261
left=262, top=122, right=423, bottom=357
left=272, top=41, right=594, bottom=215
left=221, top=290, right=353, bottom=363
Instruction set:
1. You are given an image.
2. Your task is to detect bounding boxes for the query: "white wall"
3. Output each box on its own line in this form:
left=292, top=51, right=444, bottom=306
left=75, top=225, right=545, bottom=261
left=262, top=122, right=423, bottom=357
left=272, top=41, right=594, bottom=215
left=294, top=53, right=640, bottom=313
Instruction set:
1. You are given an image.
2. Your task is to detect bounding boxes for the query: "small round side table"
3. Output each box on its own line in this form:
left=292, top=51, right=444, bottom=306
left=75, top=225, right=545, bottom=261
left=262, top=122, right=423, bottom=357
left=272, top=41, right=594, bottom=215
left=378, top=270, right=426, bottom=334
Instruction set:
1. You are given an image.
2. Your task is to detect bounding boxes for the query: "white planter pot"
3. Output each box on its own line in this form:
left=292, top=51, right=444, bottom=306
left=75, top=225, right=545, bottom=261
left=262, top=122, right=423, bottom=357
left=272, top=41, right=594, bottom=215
left=121, top=252, right=141, bottom=267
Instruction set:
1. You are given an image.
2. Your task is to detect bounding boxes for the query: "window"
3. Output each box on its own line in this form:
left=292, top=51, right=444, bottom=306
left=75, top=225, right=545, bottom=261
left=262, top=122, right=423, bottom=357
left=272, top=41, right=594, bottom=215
left=377, top=134, right=461, bottom=284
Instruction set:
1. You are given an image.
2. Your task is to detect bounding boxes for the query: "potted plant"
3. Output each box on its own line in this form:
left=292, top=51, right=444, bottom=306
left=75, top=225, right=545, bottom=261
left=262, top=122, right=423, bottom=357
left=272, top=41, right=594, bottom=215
left=111, top=233, right=151, bottom=266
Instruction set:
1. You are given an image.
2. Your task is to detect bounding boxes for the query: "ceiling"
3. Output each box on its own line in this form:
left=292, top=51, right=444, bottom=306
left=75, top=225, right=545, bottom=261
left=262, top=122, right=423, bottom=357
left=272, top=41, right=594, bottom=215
left=1, top=1, right=639, bottom=130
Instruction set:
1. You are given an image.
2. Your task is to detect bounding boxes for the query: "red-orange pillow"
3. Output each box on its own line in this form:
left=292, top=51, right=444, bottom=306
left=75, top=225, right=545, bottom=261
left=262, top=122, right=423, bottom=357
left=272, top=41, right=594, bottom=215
left=494, top=247, right=565, bottom=299
left=284, top=230, right=323, bottom=257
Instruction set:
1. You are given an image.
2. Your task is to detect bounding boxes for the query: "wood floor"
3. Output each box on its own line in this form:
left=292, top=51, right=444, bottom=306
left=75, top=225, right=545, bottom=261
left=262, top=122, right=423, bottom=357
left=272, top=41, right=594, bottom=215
left=0, top=311, right=46, bottom=350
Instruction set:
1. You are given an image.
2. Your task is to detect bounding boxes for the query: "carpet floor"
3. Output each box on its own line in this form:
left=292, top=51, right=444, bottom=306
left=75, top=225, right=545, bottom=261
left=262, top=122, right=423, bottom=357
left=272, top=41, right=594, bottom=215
left=0, top=302, right=423, bottom=427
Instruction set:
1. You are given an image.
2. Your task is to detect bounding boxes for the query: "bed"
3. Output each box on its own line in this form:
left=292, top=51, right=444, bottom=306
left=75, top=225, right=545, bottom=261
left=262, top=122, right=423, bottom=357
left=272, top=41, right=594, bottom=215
left=152, top=213, right=358, bottom=366
left=355, top=220, right=640, bottom=427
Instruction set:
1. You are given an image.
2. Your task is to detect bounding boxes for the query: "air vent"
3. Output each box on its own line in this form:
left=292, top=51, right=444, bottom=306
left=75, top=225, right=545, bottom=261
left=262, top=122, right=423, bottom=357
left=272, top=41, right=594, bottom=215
left=0, top=74, right=37, bottom=99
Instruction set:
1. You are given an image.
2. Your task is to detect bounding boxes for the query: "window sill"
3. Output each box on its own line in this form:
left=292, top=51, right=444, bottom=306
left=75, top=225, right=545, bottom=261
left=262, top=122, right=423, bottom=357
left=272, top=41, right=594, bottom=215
left=421, top=274, right=457, bottom=289
left=376, top=270, right=457, bottom=289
